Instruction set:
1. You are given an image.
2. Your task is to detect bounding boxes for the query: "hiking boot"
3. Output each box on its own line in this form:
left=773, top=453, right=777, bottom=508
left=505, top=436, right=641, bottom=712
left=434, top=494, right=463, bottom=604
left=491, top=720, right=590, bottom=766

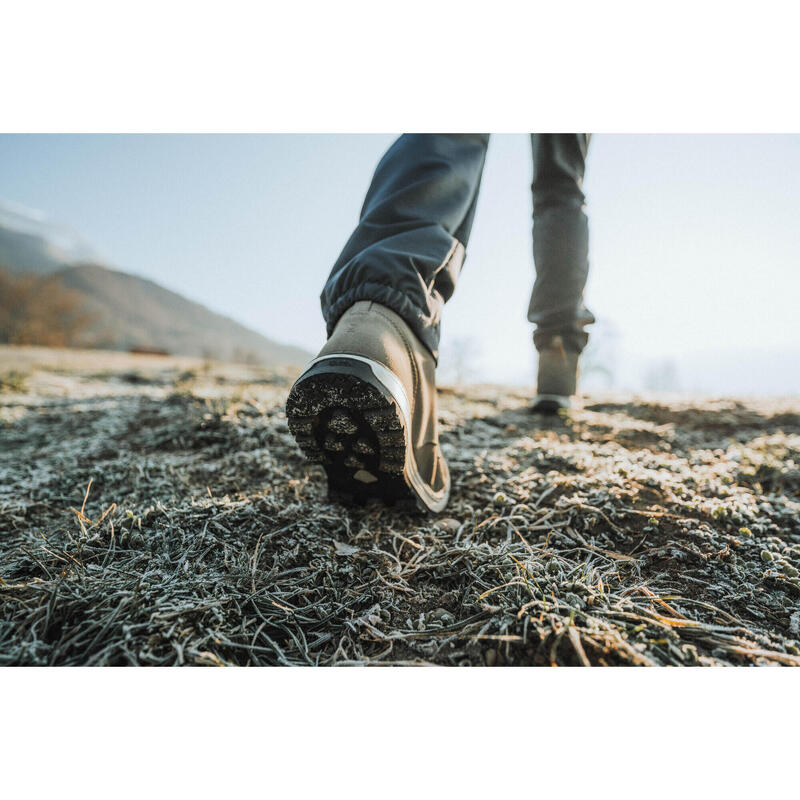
left=286, top=301, right=450, bottom=512
left=532, top=335, right=579, bottom=413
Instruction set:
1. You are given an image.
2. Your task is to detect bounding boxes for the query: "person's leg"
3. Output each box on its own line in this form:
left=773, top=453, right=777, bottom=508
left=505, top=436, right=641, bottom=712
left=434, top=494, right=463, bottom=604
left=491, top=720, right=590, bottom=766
left=528, top=133, right=595, bottom=354
left=321, top=133, right=490, bottom=362
left=291, top=134, right=489, bottom=511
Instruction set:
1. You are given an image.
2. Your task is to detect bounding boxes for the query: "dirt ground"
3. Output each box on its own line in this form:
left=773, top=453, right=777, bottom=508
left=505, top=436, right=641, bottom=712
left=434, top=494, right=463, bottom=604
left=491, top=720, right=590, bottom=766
left=2, top=345, right=799, bottom=666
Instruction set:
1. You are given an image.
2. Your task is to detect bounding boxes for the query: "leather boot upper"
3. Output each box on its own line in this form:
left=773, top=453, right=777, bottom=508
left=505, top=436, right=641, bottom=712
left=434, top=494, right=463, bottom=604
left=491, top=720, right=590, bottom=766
left=537, top=335, right=579, bottom=397
left=318, top=301, right=447, bottom=495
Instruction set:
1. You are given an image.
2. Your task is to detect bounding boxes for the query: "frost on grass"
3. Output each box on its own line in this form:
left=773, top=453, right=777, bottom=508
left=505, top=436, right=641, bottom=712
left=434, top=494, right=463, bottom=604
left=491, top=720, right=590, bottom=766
left=1, top=347, right=799, bottom=666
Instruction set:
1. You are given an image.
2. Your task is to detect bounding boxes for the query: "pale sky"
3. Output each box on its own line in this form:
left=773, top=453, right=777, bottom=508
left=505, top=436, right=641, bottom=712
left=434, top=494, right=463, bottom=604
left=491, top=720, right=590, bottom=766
left=1, top=134, right=798, bottom=394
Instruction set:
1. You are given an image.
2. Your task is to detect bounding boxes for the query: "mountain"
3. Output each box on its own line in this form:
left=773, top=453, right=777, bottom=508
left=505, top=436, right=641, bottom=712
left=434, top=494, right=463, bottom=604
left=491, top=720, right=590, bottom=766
left=0, top=201, right=101, bottom=276
left=55, top=264, right=311, bottom=364
left=0, top=201, right=312, bottom=365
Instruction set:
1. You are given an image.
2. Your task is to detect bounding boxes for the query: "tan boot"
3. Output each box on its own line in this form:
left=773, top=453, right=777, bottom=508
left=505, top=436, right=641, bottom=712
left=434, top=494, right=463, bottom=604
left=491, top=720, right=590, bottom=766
left=286, top=301, right=450, bottom=511
left=532, top=335, right=579, bottom=413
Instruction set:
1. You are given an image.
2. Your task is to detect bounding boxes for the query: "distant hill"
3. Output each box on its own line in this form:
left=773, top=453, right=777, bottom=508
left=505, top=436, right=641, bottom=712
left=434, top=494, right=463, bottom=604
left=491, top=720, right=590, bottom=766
left=0, top=201, right=312, bottom=365
left=55, top=264, right=312, bottom=364
left=0, top=200, right=101, bottom=276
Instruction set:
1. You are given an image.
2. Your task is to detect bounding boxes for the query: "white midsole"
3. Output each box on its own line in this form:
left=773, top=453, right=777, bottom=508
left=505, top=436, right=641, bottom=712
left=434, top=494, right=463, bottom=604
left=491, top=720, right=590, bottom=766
left=299, top=354, right=449, bottom=512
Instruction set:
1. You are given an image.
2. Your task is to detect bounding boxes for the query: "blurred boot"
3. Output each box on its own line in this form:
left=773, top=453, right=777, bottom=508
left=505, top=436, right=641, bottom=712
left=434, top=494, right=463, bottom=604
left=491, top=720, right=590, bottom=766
left=532, top=335, right=579, bottom=413
left=286, top=301, right=450, bottom=512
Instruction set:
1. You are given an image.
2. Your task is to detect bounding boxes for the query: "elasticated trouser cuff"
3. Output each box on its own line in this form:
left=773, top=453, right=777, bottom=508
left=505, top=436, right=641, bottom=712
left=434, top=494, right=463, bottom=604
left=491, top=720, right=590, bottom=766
left=324, top=280, right=443, bottom=361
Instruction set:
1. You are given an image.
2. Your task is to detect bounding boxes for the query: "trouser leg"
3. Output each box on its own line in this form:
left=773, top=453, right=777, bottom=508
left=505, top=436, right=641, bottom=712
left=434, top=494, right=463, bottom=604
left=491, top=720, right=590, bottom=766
left=528, top=133, right=595, bottom=353
left=320, top=133, right=490, bottom=361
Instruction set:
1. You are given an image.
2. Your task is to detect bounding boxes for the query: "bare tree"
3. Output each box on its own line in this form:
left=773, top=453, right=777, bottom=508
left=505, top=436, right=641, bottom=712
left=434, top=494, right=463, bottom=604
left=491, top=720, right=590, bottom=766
left=0, top=267, right=94, bottom=347
left=644, top=358, right=680, bottom=392
left=446, top=336, right=480, bottom=385
left=579, top=319, right=620, bottom=390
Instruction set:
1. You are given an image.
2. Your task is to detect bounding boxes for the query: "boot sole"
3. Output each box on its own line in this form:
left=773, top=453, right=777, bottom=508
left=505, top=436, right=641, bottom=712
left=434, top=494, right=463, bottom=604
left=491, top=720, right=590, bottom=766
left=531, top=394, right=571, bottom=414
left=286, top=356, right=447, bottom=511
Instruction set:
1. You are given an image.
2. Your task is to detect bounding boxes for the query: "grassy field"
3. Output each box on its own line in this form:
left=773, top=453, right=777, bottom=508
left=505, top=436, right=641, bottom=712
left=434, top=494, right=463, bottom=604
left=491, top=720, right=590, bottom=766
left=1, top=345, right=799, bottom=666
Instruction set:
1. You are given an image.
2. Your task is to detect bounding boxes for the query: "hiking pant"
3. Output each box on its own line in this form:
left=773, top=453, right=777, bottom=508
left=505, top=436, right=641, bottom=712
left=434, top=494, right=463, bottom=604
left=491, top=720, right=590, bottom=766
left=320, top=133, right=595, bottom=362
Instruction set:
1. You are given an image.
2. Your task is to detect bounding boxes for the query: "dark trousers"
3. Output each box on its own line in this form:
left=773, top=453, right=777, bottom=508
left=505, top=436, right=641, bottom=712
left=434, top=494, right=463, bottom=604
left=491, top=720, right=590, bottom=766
left=320, top=134, right=594, bottom=362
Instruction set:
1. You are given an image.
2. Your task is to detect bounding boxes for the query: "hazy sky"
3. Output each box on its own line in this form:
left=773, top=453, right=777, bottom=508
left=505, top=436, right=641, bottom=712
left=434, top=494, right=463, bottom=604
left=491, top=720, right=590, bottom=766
left=1, top=134, right=798, bottom=394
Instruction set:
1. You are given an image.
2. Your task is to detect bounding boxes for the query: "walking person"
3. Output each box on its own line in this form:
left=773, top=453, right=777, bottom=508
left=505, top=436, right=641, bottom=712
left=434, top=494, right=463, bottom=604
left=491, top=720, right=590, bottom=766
left=287, top=134, right=594, bottom=511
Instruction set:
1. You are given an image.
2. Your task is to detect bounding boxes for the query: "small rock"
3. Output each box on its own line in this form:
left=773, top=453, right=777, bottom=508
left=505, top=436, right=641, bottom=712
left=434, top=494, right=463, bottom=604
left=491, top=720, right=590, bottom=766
left=790, top=611, right=800, bottom=636
left=761, top=550, right=774, bottom=562
left=334, top=541, right=360, bottom=556
left=429, top=608, right=455, bottom=626
left=436, top=518, right=461, bottom=534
